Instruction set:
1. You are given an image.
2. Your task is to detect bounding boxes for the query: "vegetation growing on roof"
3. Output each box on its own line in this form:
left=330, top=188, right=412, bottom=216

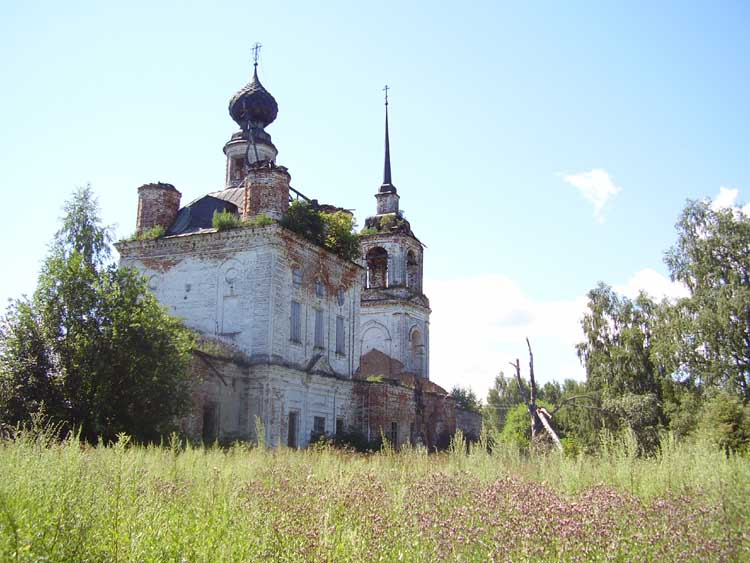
left=126, top=224, right=166, bottom=241
left=281, top=200, right=361, bottom=261
left=244, top=214, right=274, bottom=228
left=361, top=212, right=410, bottom=235
left=212, top=209, right=242, bottom=231
left=212, top=210, right=274, bottom=232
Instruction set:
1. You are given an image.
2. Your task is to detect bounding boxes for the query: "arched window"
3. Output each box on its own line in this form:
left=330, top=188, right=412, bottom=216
left=315, top=278, right=326, bottom=298
left=366, top=247, right=388, bottom=289
left=231, top=157, right=245, bottom=182
left=406, top=250, right=419, bottom=290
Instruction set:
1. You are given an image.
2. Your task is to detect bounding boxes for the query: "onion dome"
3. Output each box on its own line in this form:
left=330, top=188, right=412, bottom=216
left=228, top=67, right=278, bottom=130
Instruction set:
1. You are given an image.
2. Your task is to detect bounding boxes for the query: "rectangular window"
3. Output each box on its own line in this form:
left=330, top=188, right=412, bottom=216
left=287, top=411, right=298, bottom=448
left=335, top=316, right=345, bottom=355
left=336, top=418, right=344, bottom=436
left=390, top=421, right=398, bottom=445
left=314, top=308, right=324, bottom=348
left=290, top=301, right=301, bottom=343
left=313, top=416, right=325, bottom=434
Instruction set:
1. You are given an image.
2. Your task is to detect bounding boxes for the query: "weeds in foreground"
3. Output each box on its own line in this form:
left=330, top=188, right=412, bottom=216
left=0, top=427, right=748, bottom=562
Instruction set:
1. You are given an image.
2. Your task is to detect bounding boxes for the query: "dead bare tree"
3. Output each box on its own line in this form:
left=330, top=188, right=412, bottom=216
left=508, top=338, right=606, bottom=452
left=509, top=338, right=562, bottom=452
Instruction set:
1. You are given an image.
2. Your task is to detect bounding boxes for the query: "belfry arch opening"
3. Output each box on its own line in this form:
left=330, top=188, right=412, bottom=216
left=366, top=247, right=389, bottom=289
left=406, top=250, right=419, bottom=290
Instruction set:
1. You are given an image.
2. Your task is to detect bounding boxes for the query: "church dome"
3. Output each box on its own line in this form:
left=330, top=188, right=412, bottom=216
left=228, top=67, right=278, bottom=129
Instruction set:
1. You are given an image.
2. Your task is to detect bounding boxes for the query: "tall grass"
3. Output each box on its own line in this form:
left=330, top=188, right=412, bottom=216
left=0, top=424, right=747, bottom=562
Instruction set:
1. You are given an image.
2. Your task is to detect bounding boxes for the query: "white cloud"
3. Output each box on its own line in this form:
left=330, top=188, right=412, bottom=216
left=710, top=186, right=750, bottom=215
left=710, top=186, right=739, bottom=210
left=613, top=268, right=689, bottom=300
left=425, top=275, right=587, bottom=400
left=562, top=168, right=622, bottom=223
left=425, top=269, right=687, bottom=402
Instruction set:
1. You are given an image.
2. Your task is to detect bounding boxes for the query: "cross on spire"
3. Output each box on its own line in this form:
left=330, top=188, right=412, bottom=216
left=251, top=42, right=262, bottom=68
left=382, top=85, right=393, bottom=189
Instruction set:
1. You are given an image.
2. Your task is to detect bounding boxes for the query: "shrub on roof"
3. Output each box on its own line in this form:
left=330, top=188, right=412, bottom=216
left=212, top=210, right=241, bottom=231
left=281, top=201, right=360, bottom=261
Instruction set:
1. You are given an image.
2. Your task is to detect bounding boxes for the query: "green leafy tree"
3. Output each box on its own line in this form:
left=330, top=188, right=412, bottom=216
left=577, top=284, right=668, bottom=398
left=499, top=400, right=552, bottom=451
left=575, top=199, right=750, bottom=452
left=483, top=372, right=528, bottom=432
left=551, top=379, right=603, bottom=454
left=576, top=284, right=671, bottom=453
left=0, top=187, right=194, bottom=443
left=697, top=391, right=750, bottom=454
left=450, top=386, right=482, bottom=413
left=665, top=200, right=750, bottom=400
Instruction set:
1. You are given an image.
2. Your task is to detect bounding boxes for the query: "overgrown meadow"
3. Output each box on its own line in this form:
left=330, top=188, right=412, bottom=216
left=1, top=428, right=748, bottom=562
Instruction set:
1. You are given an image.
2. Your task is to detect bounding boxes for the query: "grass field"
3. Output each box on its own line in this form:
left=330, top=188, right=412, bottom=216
left=0, top=428, right=748, bottom=562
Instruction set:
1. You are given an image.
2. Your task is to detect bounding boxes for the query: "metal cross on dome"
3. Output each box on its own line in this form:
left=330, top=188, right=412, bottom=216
left=383, top=84, right=390, bottom=106
left=251, top=42, right=262, bottom=67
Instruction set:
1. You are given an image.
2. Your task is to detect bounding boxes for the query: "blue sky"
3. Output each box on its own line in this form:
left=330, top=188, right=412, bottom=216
left=1, top=1, right=748, bottom=398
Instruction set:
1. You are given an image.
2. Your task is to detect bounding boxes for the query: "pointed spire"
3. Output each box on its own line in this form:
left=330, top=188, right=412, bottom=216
left=383, top=104, right=392, bottom=185
left=380, top=85, right=396, bottom=194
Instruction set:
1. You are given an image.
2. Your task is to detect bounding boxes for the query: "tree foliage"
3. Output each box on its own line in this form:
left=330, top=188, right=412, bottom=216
left=666, top=200, right=750, bottom=399
left=450, top=386, right=482, bottom=413
left=577, top=285, right=667, bottom=398
left=483, top=372, right=528, bottom=432
left=0, top=187, right=194, bottom=443
left=571, top=198, right=750, bottom=453
left=321, top=210, right=361, bottom=262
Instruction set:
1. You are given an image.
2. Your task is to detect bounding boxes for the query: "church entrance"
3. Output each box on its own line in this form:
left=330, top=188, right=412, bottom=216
left=202, top=404, right=218, bottom=444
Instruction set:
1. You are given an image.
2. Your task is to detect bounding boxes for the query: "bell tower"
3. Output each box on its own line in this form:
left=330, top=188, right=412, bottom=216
left=357, top=87, right=431, bottom=379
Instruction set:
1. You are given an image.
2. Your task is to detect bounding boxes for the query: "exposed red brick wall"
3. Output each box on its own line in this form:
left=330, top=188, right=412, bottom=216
left=243, top=164, right=290, bottom=219
left=355, top=349, right=404, bottom=380
left=136, top=183, right=181, bottom=233
left=353, top=377, right=456, bottom=450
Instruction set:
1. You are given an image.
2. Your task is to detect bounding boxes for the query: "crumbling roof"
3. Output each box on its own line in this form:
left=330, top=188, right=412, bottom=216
left=210, top=186, right=245, bottom=209
left=167, top=195, right=238, bottom=236
left=363, top=212, right=414, bottom=237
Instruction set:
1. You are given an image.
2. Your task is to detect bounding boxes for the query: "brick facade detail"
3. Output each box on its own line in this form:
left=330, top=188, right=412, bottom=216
left=136, top=183, right=181, bottom=234
left=242, top=163, right=290, bottom=221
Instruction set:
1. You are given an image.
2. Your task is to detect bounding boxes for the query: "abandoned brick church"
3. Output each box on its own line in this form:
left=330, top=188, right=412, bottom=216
left=115, top=57, right=480, bottom=448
